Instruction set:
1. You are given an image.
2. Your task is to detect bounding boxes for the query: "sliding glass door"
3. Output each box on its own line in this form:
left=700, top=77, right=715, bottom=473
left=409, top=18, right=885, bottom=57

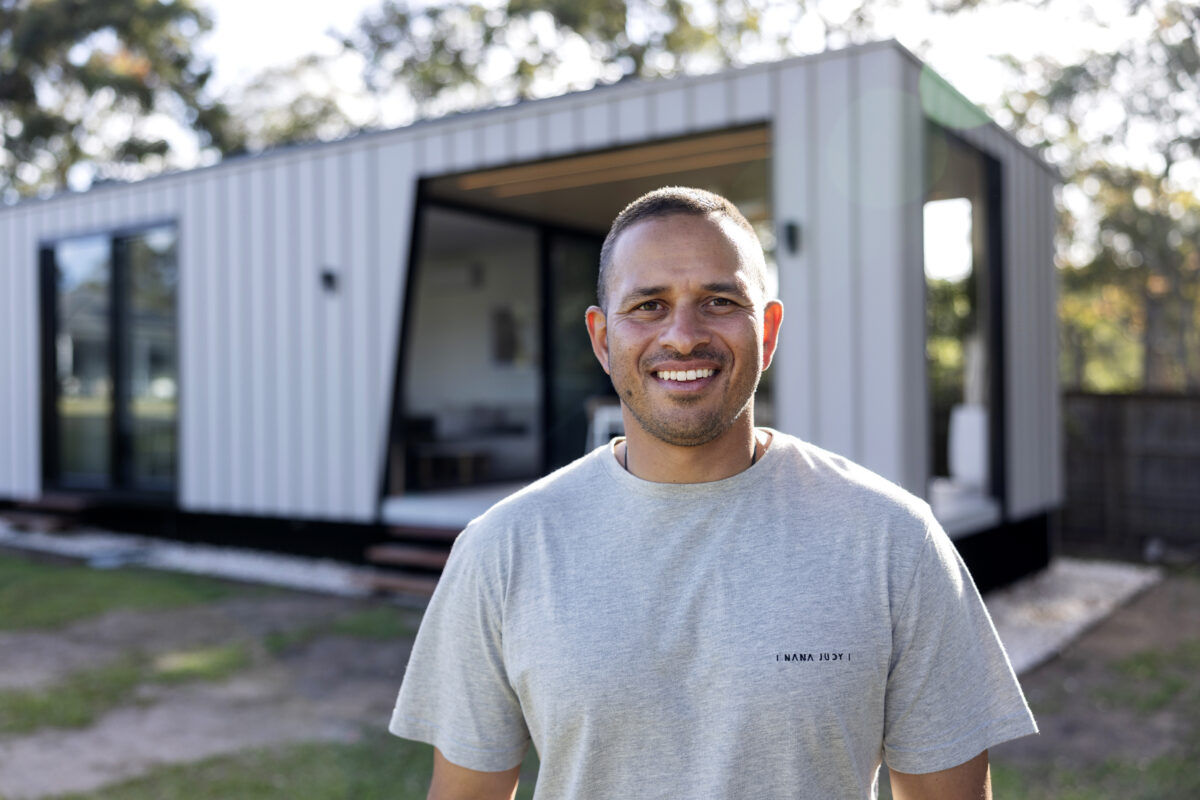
left=43, top=225, right=179, bottom=495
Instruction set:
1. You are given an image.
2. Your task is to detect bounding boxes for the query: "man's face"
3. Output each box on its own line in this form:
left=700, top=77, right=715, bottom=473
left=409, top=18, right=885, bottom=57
left=586, top=213, right=783, bottom=448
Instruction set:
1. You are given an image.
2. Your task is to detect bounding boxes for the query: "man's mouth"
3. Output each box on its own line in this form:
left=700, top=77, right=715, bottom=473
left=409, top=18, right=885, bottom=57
left=655, top=368, right=716, bottom=382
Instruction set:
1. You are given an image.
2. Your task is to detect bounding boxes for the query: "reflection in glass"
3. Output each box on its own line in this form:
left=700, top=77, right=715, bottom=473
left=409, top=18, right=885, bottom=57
left=125, top=227, right=178, bottom=490
left=55, top=236, right=112, bottom=486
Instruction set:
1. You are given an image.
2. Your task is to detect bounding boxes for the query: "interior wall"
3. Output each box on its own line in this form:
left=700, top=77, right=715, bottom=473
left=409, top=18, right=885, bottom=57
left=406, top=249, right=540, bottom=416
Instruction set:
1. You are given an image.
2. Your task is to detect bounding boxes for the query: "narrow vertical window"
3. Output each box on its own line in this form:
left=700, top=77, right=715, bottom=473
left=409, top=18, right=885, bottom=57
left=53, top=235, right=113, bottom=487
left=44, top=224, right=178, bottom=495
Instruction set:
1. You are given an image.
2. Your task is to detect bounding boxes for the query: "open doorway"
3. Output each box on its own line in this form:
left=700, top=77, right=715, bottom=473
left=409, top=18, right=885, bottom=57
left=395, top=205, right=608, bottom=494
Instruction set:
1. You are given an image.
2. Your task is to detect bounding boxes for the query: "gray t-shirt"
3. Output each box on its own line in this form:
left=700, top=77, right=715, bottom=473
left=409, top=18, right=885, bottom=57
left=390, top=431, right=1036, bottom=798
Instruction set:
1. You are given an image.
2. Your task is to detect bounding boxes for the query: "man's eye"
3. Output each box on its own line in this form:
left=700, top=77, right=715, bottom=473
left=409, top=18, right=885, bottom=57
left=710, top=297, right=736, bottom=307
left=635, top=300, right=662, bottom=311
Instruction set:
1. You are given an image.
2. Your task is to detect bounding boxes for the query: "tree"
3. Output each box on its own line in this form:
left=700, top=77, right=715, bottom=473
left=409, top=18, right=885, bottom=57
left=989, top=0, right=1200, bottom=392
left=216, top=54, right=361, bottom=155
left=0, top=0, right=237, bottom=202
left=339, top=0, right=891, bottom=119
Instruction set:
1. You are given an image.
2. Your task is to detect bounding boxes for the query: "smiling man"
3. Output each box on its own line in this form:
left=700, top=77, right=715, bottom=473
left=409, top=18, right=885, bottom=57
left=390, top=187, right=1036, bottom=800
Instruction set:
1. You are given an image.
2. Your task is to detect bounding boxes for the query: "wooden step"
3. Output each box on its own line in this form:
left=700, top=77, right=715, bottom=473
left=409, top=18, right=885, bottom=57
left=15, top=494, right=94, bottom=513
left=0, top=510, right=77, bottom=533
left=360, top=570, right=441, bottom=598
left=366, top=543, right=450, bottom=570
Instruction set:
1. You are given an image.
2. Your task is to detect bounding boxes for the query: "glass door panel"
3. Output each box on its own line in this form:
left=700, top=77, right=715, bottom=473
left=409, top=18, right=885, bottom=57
left=124, top=227, right=179, bottom=490
left=402, top=207, right=543, bottom=490
left=54, top=236, right=113, bottom=487
left=46, top=226, right=178, bottom=495
left=545, top=232, right=611, bottom=470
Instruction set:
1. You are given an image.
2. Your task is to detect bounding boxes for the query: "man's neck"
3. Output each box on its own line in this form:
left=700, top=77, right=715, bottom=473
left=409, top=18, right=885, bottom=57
left=618, top=416, right=762, bottom=484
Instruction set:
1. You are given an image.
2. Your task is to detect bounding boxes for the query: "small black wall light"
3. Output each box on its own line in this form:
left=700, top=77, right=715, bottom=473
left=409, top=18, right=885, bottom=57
left=783, top=221, right=801, bottom=256
left=321, top=268, right=339, bottom=293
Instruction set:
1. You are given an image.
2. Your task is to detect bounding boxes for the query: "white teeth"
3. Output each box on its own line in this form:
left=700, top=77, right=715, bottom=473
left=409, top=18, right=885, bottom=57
left=657, top=368, right=714, bottom=382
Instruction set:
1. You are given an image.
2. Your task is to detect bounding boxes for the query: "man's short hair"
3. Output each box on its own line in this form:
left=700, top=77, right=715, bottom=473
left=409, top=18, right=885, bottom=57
left=597, top=186, right=766, bottom=311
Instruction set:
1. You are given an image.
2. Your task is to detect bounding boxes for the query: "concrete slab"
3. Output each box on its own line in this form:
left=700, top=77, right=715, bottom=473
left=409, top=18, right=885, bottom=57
left=984, top=557, right=1164, bottom=675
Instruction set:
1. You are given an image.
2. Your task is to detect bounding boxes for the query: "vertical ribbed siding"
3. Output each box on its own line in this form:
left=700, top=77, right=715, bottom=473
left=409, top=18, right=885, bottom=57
left=773, top=46, right=929, bottom=496
left=856, top=46, right=928, bottom=497
left=813, top=53, right=858, bottom=460
left=0, top=206, right=37, bottom=498
left=772, top=59, right=815, bottom=443
left=167, top=144, right=422, bottom=522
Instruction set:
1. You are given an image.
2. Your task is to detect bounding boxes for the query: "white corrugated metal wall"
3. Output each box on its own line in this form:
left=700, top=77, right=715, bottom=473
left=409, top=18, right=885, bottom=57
left=772, top=44, right=930, bottom=498
left=0, top=41, right=1058, bottom=524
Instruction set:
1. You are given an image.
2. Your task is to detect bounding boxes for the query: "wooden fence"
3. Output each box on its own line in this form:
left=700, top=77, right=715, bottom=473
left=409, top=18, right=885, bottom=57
left=1062, top=393, right=1200, bottom=558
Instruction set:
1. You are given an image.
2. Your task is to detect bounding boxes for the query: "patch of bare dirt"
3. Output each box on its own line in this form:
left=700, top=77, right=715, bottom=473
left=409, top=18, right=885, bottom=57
left=0, top=593, right=417, bottom=800
left=993, top=567, right=1200, bottom=769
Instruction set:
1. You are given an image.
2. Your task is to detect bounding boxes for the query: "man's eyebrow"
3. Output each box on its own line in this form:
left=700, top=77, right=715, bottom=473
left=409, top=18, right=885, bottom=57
left=702, top=281, right=751, bottom=298
left=618, top=282, right=753, bottom=305
left=619, top=285, right=668, bottom=304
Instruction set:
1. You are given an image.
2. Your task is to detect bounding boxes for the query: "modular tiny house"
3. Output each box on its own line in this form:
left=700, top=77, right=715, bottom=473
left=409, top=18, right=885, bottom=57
left=0, top=41, right=1060, bottom=590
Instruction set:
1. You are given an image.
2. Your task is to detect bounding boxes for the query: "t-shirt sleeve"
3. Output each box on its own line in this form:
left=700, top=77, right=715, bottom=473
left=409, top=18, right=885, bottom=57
left=882, top=518, right=1038, bottom=774
left=389, top=527, right=531, bottom=772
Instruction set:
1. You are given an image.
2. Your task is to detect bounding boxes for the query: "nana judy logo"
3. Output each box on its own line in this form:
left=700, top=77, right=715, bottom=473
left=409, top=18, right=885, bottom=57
left=775, top=651, right=851, bottom=663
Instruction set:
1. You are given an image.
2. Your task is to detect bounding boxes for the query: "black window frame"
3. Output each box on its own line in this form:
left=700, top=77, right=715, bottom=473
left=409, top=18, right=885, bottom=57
left=39, top=219, right=181, bottom=501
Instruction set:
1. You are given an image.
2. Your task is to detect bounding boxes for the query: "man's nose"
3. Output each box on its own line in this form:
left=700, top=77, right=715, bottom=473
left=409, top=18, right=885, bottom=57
left=658, top=305, right=711, bottom=355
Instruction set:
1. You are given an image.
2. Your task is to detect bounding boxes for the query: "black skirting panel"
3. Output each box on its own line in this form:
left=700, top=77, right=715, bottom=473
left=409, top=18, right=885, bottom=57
left=953, top=512, right=1055, bottom=595
left=11, top=501, right=388, bottom=566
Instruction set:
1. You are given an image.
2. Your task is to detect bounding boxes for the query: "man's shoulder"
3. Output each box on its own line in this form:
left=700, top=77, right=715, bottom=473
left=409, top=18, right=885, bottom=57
left=767, top=431, right=936, bottom=530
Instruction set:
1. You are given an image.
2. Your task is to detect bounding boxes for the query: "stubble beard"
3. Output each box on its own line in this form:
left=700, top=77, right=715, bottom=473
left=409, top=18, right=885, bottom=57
left=614, top=350, right=761, bottom=448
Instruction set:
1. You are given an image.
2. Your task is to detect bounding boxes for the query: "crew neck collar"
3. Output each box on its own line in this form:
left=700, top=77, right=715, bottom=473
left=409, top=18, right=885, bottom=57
left=600, top=428, right=779, bottom=495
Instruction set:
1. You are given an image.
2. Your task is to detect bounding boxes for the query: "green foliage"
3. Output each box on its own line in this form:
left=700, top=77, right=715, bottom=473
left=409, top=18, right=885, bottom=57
left=0, top=0, right=238, bottom=201
left=992, top=0, right=1200, bottom=392
left=216, top=54, right=360, bottom=153
left=0, top=552, right=239, bottom=631
left=339, top=0, right=886, bottom=118
left=50, top=731, right=541, bottom=800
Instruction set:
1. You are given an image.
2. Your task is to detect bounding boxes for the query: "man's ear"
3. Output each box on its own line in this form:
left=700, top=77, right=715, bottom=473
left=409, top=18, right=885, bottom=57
left=761, top=299, right=784, bottom=370
left=585, top=305, right=611, bottom=375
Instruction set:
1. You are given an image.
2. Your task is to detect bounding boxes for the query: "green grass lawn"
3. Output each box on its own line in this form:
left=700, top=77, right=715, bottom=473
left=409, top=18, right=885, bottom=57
left=0, top=550, right=244, bottom=631
left=49, top=733, right=541, bottom=800
left=0, top=643, right=254, bottom=735
left=264, top=605, right=420, bottom=656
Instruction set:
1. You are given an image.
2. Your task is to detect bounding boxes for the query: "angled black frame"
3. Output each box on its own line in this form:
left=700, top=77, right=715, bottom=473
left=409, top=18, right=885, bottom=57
left=379, top=189, right=608, bottom=500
